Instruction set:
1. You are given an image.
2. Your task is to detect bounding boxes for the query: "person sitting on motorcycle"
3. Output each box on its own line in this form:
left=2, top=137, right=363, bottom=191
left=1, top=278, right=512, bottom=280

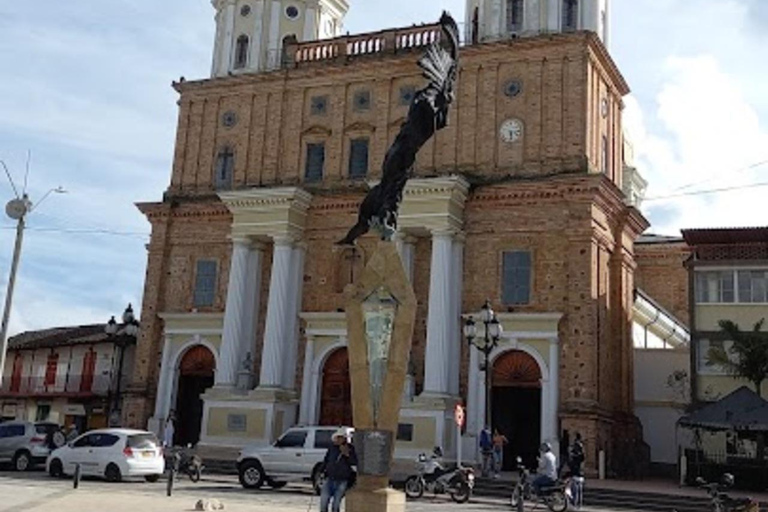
left=423, top=447, right=450, bottom=483
left=531, top=442, right=558, bottom=495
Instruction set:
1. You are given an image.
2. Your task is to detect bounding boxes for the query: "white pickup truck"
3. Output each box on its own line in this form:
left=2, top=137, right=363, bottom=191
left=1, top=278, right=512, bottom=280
left=237, top=426, right=353, bottom=494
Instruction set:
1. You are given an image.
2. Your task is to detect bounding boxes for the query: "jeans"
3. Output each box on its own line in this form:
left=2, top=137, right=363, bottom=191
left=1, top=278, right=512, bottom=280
left=492, top=448, right=503, bottom=474
left=531, top=475, right=556, bottom=495
left=481, top=450, right=493, bottom=477
left=320, top=479, right=348, bottom=512
left=570, top=476, right=584, bottom=509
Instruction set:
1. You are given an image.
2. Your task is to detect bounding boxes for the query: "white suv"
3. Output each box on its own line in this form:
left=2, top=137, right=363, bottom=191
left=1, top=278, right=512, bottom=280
left=237, top=426, right=352, bottom=493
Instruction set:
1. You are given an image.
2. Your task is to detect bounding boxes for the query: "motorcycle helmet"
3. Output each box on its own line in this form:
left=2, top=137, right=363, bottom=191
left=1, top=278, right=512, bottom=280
left=432, top=446, right=444, bottom=458
left=720, top=473, right=735, bottom=488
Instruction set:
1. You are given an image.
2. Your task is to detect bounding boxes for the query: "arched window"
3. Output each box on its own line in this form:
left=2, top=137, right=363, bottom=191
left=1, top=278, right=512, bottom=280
left=507, top=0, right=524, bottom=32
left=214, top=147, right=234, bottom=190
left=562, top=0, right=579, bottom=31
left=234, top=35, right=249, bottom=69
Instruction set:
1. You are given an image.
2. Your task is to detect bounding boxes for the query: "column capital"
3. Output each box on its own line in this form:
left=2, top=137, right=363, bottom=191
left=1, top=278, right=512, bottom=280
left=272, top=234, right=296, bottom=247
left=431, top=228, right=459, bottom=240
left=230, top=235, right=267, bottom=252
left=395, top=231, right=418, bottom=245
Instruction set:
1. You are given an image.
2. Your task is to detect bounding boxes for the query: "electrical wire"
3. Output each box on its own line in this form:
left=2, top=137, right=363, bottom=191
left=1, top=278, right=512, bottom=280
left=669, top=158, right=768, bottom=193
left=0, top=225, right=149, bottom=239
left=644, top=181, right=768, bottom=202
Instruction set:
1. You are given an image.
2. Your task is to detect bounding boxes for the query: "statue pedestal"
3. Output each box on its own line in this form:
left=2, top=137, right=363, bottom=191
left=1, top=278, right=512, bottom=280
left=346, top=477, right=405, bottom=512
left=345, top=241, right=417, bottom=512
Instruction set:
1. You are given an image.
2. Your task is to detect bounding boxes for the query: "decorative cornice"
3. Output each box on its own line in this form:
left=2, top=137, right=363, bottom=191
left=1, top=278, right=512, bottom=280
left=344, top=121, right=376, bottom=133
left=218, top=187, right=313, bottom=211
left=302, top=125, right=333, bottom=137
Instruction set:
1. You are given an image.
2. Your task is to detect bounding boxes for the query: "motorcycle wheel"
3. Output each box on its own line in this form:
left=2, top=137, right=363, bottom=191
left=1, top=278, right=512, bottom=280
left=404, top=476, right=425, bottom=499
left=450, top=482, right=471, bottom=504
left=510, top=487, right=525, bottom=512
left=189, top=466, right=201, bottom=483
left=546, top=490, right=568, bottom=512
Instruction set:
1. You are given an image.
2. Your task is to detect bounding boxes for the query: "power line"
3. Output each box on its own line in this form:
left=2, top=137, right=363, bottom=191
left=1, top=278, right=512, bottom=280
left=645, top=180, right=768, bottom=201
left=0, top=225, right=150, bottom=239
left=669, top=158, right=768, bottom=193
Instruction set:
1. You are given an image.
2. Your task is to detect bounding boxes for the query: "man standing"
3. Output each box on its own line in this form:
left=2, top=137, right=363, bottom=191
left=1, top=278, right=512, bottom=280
left=163, top=411, right=176, bottom=448
left=479, top=425, right=493, bottom=477
left=569, top=433, right=586, bottom=510
left=532, top=443, right=558, bottom=495
left=320, top=428, right=357, bottom=512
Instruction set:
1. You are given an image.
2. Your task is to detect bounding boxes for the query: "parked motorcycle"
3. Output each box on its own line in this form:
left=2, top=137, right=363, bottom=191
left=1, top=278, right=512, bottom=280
left=167, top=445, right=204, bottom=483
left=695, top=474, right=758, bottom=512
left=509, top=457, right=568, bottom=512
left=404, top=448, right=475, bottom=503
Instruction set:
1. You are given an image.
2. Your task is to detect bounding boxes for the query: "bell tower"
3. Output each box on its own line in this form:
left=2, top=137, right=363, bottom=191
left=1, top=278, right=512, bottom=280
left=211, top=0, right=349, bottom=77
left=466, top=0, right=609, bottom=46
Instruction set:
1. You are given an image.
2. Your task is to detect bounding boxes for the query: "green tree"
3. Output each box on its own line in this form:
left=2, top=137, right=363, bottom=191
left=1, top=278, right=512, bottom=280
left=707, top=319, right=768, bottom=398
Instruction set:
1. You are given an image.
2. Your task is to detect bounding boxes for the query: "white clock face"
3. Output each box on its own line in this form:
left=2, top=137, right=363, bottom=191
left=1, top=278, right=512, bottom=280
left=500, top=119, right=523, bottom=143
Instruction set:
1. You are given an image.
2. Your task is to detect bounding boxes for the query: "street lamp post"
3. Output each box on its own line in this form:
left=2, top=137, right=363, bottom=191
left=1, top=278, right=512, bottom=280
left=0, top=183, right=65, bottom=387
left=106, top=304, right=139, bottom=426
left=464, top=300, right=503, bottom=431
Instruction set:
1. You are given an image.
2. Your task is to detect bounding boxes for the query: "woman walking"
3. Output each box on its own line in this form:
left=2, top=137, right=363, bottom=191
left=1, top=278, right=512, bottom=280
left=492, top=428, right=508, bottom=478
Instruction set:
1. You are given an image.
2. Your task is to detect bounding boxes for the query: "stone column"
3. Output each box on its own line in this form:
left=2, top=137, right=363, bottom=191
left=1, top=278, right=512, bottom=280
left=298, top=335, right=316, bottom=424
left=153, top=335, right=173, bottom=421
left=268, top=0, right=281, bottom=66
left=250, top=0, right=265, bottom=71
left=217, top=238, right=255, bottom=387
left=395, top=234, right=416, bottom=283
left=449, top=234, right=464, bottom=396
left=260, top=236, right=295, bottom=388
left=546, top=0, right=560, bottom=32
left=282, top=244, right=306, bottom=390
left=303, top=7, right=317, bottom=40
left=219, top=0, right=237, bottom=75
left=548, top=337, right=560, bottom=444
left=243, top=242, right=264, bottom=366
left=423, top=230, right=454, bottom=396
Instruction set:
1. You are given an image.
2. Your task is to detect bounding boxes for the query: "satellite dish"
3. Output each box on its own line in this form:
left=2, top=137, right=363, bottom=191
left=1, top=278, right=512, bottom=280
left=5, top=198, right=29, bottom=220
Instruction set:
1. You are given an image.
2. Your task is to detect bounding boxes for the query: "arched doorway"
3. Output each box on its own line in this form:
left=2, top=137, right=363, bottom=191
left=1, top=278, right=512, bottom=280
left=492, top=350, right=542, bottom=470
left=174, top=345, right=215, bottom=447
left=319, top=348, right=352, bottom=426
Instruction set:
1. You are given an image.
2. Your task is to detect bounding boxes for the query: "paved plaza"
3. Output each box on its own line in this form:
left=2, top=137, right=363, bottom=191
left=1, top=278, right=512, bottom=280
left=0, top=470, right=621, bottom=512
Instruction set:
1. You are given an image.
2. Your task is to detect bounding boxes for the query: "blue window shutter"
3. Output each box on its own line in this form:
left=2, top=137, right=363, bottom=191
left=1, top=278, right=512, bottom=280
left=349, top=138, right=369, bottom=179
left=502, top=251, right=531, bottom=305
left=305, top=143, right=325, bottom=182
left=194, top=260, right=218, bottom=307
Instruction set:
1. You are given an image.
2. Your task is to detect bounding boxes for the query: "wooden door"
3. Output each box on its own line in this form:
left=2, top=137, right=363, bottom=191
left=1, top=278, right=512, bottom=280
left=80, top=349, right=96, bottom=392
left=319, top=348, right=352, bottom=426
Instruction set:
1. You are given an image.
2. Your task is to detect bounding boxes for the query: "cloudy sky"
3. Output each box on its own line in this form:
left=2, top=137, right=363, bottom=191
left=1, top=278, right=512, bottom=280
left=0, top=0, right=766, bottom=334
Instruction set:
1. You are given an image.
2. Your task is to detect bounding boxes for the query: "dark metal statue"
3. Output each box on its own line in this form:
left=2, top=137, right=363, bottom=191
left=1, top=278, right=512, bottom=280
left=337, top=12, right=460, bottom=246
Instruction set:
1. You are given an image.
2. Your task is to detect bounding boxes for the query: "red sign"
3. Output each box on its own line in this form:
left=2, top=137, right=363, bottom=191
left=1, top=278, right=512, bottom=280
left=454, top=404, right=465, bottom=427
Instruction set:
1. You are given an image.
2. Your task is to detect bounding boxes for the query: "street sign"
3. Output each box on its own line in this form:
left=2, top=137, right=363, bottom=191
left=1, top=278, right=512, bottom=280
left=454, top=404, right=465, bottom=427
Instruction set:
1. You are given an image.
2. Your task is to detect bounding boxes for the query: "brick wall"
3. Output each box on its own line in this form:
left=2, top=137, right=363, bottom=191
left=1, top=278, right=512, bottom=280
left=635, top=241, right=690, bottom=326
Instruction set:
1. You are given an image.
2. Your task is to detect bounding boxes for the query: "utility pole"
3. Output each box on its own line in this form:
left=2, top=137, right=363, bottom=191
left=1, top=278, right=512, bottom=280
left=0, top=157, right=65, bottom=388
left=0, top=196, right=29, bottom=385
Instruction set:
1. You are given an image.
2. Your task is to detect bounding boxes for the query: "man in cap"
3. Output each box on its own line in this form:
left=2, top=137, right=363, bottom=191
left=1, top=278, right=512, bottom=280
left=320, top=428, right=357, bottom=512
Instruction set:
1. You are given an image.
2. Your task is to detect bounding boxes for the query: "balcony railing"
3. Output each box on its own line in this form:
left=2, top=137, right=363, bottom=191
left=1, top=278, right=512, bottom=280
left=0, top=374, right=113, bottom=397
left=285, top=23, right=449, bottom=68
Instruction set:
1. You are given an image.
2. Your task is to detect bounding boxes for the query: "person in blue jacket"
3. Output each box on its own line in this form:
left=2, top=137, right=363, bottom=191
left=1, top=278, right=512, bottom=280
left=320, top=428, right=357, bottom=512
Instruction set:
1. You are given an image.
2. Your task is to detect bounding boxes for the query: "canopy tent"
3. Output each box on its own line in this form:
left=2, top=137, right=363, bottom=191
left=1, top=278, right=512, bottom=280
left=679, top=386, right=768, bottom=431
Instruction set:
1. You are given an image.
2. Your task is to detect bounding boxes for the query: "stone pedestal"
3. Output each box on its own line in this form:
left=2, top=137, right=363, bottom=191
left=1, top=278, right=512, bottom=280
left=345, top=241, right=416, bottom=512
left=346, top=478, right=406, bottom=512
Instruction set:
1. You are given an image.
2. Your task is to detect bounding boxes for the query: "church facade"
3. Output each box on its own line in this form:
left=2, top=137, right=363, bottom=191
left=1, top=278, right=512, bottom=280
left=123, top=0, right=649, bottom=474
